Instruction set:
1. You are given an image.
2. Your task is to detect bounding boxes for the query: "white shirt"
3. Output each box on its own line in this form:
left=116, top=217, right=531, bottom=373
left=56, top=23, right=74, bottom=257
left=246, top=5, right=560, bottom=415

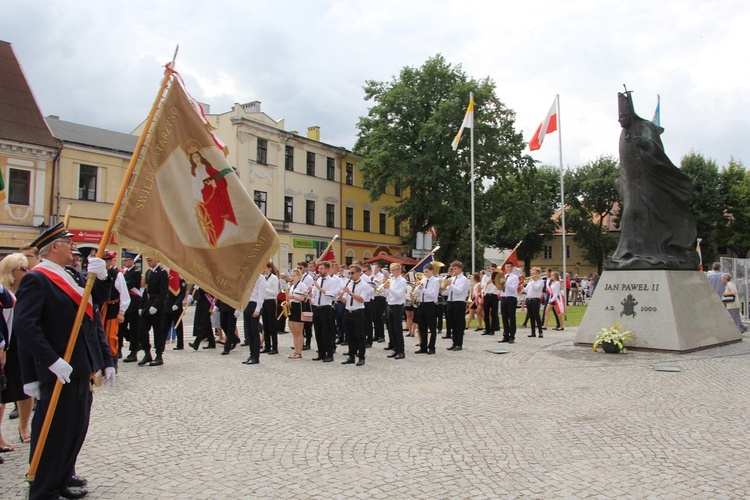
left=502, top=273, right=520, bottom=299
left=385, top=275, right=407, bottom=305
left=343, top=279, right=373, bottom=311
left=447, top=273, right=470, bottom=302
left=262, top=273, right=279, bottom=301
left=524, top=279, right=545, bottom=300
left=312, top=274, right=341, bottom=307
left=247, top=274, right=264, bottom=313
left=114, top=272, right=131, bottom=314
left=420, top=276, right=441, bottom=304
left=361, top=273, right=374, bottom=302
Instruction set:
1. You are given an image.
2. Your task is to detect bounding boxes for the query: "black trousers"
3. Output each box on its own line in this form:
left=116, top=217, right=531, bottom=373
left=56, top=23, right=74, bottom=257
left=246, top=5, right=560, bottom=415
left=416, top=302, right=437, bottom=350
left=168, top=307, right=185, bottom=349
left=139, top=309, right=166, bottom=357
left=124, top=303, right=141, bottom=355
left=501, top=296, right=518, bottom=339
left=363, top=301, right=374, bottom=344
left=373, top=296, right=387, bottom=341
left=483, top=293, right=499, bottom=333
left=336, top=301, right=346, bottom=342
left=446, top=301, right=465, bottom=347
left=344, top=309, right=366, bottom=359
left=29, top=376, right=91, bottom=500
left=313, top=305, right=335, bottom=357
left=261, top=299, right=278, bottom=350
left=526, top=297, right=543, bottom=334
left=193, top=304, right=215, bottom=347
left=303, top=302, right=313, bottom=346
left=244, top=301, right=261, bottom=361
left=436, top=301, right=446, bottom=334
left=220, top=310, right=239, bottom=352
left=386, top=304, right=405, bottom=354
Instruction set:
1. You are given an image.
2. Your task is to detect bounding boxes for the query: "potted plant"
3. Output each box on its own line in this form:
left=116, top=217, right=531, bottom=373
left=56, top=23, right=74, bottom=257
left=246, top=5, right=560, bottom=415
left=592, top=321, right=634, bottom=353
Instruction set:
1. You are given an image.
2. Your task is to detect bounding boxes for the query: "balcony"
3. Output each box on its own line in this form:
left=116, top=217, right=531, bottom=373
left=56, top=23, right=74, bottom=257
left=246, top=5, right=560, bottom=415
left=268, top=218, right=290, bottom=233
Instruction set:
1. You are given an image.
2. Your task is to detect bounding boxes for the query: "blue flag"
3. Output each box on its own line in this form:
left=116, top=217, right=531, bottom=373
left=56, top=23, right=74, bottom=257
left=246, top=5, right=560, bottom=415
left=652, top=94, right=661, bottom=127
left=413, top=253, right=433, bottom=273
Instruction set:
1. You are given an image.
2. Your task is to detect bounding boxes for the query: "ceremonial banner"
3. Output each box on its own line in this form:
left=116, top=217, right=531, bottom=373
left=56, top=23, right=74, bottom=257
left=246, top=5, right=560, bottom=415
left=115, top=77, right=278, bottom=310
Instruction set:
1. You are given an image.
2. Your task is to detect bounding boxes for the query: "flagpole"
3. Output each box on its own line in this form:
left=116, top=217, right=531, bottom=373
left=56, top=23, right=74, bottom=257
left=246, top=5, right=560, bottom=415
left=500, top=240, right=523, bottom=268
left=556, top=94, right=567, bottom=315
left=413, top=245, right=440, bottom=271
left=25, top=63, right=176, bottom=482
left=469, top=92, right=476, bottom=274
left=314, top=234, right=339, bottom=266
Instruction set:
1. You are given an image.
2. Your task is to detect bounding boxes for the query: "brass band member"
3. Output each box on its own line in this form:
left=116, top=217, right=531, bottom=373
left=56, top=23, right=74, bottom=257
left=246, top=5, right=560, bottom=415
left=444, top=261, right=470, bottom=351
left=415, top=263, right=441, bottom=354
left=383, top=264, right=408, bottom=359
left=499, top=261, right=520, bottom=343
left=311, top=261, right=341, bottom=362
left=481, top=263, right=500, bottom=335
left=524, top=268, right=546, bottom=338
left=340, top=265, right=374, bottom=366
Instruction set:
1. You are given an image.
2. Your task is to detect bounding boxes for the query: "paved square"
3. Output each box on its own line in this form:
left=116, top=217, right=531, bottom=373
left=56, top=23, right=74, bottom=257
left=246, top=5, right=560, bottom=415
left=2, top=317, right=749, bottom=498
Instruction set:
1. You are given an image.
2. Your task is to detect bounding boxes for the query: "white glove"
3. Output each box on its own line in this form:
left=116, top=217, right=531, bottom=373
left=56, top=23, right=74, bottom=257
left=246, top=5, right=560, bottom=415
left=87, top=257, right=107, bottom=280
left=186, top=295, right=194, bottom=305
left=102, top=367, right=116, bottom=387
left=172, top=304, right=178, bottom=311
left=234, top=310, right=241, bottom=319
left=149, top=306, right=157, bottom=315
left=23, top=381, right=40, bottom=399
left=49, top=358, right=73, bottom=384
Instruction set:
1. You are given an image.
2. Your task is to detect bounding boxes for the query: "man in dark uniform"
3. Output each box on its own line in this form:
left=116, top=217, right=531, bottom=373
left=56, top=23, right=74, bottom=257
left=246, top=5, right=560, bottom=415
left=121, top=252, right=143, bottom=362
left=166, top=269, right=187, bottom=350
left=15, top=223, right=115, bottom=500
left=137, top=257, right=169, bottom=366
left=189, top=286, right=216, bottom=349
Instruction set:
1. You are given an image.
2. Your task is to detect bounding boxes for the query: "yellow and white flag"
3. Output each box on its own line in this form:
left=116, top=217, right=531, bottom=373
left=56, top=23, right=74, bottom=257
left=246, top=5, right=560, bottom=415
left=451, top=93, right=474, bottom=151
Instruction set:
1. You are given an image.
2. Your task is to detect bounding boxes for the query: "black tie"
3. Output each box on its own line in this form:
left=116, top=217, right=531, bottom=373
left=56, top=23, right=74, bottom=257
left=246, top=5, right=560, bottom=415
left=318, top=277, right=325, bottom=304
left=350, top=281, right=358, bottom=306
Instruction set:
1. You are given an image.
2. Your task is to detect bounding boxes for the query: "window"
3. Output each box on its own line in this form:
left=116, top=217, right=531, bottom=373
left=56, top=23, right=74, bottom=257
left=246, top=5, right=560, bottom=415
left=345, top=163, right=354, bottom=185
left=257, top=138, right=268, bottom=164
left=78, top=164, right=98, bottom=201
left=306, top=200, right=315, bottom=225
left=544, top=245, right=553, bottom=259
left=363, top=210, right=371, bottom=233
left=254, top=190, right=267, bottom=216
left=379, top=213, right=386, bottom=235
left=326, top=157, right=335, bottom=181
left=345, top=207, right=354, bottom=230
left=345, top=255, right=353, bottom=266
left=566, top=245, right=571, bottom=259
left=8, top=168, right=30, bottom=205
left=306, top=152, right=315, bottom=176
left=394, top=221, right=401, bottom=237
left=284, top=197, right=293, bottom=222
left=394, top=179, right=401, bottom=197
left=285, top=146, right=294, bottom=171
left=326, top=203, right=335, bottom=228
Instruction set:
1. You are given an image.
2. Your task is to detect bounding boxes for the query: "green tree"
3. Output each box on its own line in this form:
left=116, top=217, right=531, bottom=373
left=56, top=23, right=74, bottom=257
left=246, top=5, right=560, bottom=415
left=354, top=54, right=530, bottom=266
left=680, top=152, right=724, bottom=264
left=564, top=155, right=621, bottom=274
left=719, top=159, right=750, bottom=258
left=480, top=164, right=560, bottom=275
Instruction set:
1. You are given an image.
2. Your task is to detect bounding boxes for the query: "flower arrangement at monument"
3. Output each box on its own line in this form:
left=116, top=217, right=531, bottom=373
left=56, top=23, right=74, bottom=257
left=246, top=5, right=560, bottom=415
left=592, top=321, right=634, bottom=353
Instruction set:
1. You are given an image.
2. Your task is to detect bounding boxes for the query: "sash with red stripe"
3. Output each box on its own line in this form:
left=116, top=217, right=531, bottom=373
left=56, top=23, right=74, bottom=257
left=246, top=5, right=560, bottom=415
left=33, top=267, right=94, bottom=319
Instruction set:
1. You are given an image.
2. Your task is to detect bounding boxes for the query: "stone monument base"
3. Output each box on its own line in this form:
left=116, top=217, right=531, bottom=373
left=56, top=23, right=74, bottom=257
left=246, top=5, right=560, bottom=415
left=575, top=270, right=742, bottom=352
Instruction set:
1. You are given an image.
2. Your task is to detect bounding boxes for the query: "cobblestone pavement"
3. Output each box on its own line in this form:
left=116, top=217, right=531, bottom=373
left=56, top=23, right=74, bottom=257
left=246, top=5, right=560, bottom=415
left=2, top=315, right=750, bottom=498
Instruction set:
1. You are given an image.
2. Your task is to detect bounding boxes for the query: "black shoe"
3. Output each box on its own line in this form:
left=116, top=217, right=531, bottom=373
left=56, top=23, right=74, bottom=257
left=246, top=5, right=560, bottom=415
left=387, top=352, right=398, bottom=358
left=203, top=345, right=216, bottom=349
left=189, top=342, right=199, bottom=351
left=384, top=346, right=394, bottom=351
left=248, top=358, right=259, bottom=365
left=427, top=349, right=436, bottom=355
left=539, top=333, right=543, bottom=338
left=221, top=350, right=231, bottom=355
left=342, top=357, right=355, bottom=365
left=302, top=344, right=311, bottom=351
left=335, top=340, right=343, bottom=345
left=268, top=349, right=279, bottom=355
left=508, top=338, right=515, bottom=344
left=123, top=355, right=137, bottom=363
left=415, top=349, right=428, bottom=354
left=240, top=343, right=249, bottom=347
left=365, top=343, right=373, bottom=348
left=67, top=476, right=88, bottom=488
left=528, top=333, right=537, bottom=337
left=60, top=486, right=89, bottom=499
left=376, top=338, right=385, bottom=343
left=148, top=357, right=164, bottom=366
left=323, top=357, right=333, bottom=362
left=356, top=358, right=365, bottom=366
left=312, top=356, right=324, bottom=361
left=242, top=357, right=253, bottom=364
left=173, top=346, right=183, bottom=350
left=8, top=406, right=18, bottom=420
left=137, top=356, right=153, bottom=366
left=499, top=338, right=510, bottom=343
left=260, top=348, right=270, bottom=353
left=394, top=352, right=405, bottom=359
left=474, top=328, right=484, bottom=332
left=447, top=346, right=456, bottom=350
left=442, top=336, right=451, bottom=339
left=453, top=346, right=463, bottom=351
left=481, top=332, right=492, bottom=336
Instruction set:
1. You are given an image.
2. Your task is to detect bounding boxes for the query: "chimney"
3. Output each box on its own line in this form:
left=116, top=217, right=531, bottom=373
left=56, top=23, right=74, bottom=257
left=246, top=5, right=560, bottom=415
left=307, top=126, right=320, bottom=141
left=242, top=101, right=262, bottom=114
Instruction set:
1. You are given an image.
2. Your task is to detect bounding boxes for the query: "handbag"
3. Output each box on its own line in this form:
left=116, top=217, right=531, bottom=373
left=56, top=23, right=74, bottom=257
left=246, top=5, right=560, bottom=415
left=722, top=295, right=736, bottom=303
left=301, top=311, right=314, bottom=322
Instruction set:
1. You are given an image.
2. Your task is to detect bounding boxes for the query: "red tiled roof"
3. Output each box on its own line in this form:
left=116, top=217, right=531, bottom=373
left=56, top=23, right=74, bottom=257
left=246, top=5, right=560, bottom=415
left=0, top=41, right=59, bottom=149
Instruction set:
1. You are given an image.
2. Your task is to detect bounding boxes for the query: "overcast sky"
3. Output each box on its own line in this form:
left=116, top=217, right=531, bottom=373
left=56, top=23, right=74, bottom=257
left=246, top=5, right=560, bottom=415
left=3, top=0, right=749, bottom=170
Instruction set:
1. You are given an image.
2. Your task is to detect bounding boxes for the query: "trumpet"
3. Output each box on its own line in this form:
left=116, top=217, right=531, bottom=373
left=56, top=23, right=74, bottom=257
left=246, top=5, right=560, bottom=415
left=375, top=276, right=392, bottom=294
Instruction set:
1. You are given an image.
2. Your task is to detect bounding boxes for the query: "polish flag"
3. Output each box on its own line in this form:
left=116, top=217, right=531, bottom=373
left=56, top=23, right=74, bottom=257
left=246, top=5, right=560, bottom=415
left=528, top=97, right=558, bottom=151
left=429, top=227, right=437, bottom=238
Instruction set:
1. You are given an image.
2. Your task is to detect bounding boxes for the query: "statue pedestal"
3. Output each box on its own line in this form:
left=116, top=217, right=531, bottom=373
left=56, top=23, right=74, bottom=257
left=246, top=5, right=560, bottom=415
left=575, top=270, right=742, bottom=352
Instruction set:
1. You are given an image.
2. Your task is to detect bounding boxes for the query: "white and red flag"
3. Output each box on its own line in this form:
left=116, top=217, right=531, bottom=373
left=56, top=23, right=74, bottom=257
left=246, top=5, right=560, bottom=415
left=528, top=97, right=558, bottom=151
